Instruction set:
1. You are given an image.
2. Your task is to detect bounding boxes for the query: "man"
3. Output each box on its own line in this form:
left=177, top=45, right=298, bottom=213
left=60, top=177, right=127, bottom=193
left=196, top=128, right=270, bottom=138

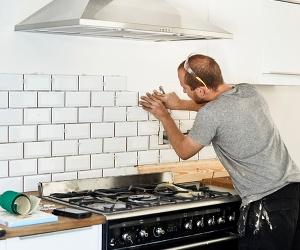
left=139, top=54, right=300, bottom=250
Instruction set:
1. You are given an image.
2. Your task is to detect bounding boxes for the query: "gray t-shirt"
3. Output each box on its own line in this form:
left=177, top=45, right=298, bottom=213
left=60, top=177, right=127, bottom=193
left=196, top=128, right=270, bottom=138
left=189, top=83, right=300, bottom=205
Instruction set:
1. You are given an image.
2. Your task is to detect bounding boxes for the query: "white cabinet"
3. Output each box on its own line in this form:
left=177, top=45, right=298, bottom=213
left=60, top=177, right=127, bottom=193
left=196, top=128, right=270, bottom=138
left=0, top=240, right=6, bottom=250
left=6, top=225, right=102, bottom=250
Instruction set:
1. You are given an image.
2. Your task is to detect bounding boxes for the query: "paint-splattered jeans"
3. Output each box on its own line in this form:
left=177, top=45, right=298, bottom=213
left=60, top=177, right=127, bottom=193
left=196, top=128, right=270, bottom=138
left=238, top=183, right=300, bottom=250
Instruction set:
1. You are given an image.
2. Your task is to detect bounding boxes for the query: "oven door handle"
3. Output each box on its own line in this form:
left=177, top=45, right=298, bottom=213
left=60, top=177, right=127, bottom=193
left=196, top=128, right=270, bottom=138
left=162, top=233, right=239, bottom=250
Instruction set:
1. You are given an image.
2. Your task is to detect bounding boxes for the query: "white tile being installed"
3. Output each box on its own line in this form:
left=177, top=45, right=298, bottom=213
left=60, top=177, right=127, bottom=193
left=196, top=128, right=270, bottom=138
left=9, top=92, right=37, bottom=108
left=0, top=92, right=8, bottom=108
left=24, top=174, right=51, bottom=191
left=0, top=161, right=8, bottom=177
left=79, top=107, right=102, bottom=123
left=103, top=137, right=126, bottom=153
left=24, top=141, right=51, bottom=158
left=24, top=74, right=51, bottom=91
left=66, top=92, right=90, bottom=107
left=138, top=150, right=159, bottom=165
left=38, top=92, right=64, bottom=107
left=52, top=75, right=78, bottom=91
left=103, top=107, right=126, bottom=122
left=52, top=108, right=77, bottom=124
left=65, top=155, right=90, bottom=171
left=0, top=143, right=23, bottom=161
left=91, top=91, right=115, bottom=107
left=115, top=122, right=137, bottom=137
left=52, top=140, right=78, bottom=156
left=0, top=177, right=23, bottom=193
left=127, top=136, right=149, bottom=151
left=0, top=109, right=23, bottom=126
left=138, top=121, right=159, bottom=136
left=38, top=124, right=64, bottom=141
left=0, top=74, right=23, bottom=90
left=9, top=159, right=37, bottom=176
left=79, top=75, right=103, bottom=91
left=149, top=135, right=170, bottom=149
left=79, top=138, right=102, bottom=154
left=78, top=169, right=103, bottom=179
left=115, top=151, right=137, bottom=167
left=103, top=76, right=127, bottom=91
left=91, top=123, right=114, bottom=138
left=103, top=166, right=138, bottom=177
left=9, top=125, right=37, bottom=142
left=159, top=149, right=179, bottom=163
left=91, top=153, right=114, bottom=169
left=0, top=126, right=8, bottom=143
left=52, top=172, right=77, bottom=181
left=115, top=92, right=138, bottom=106
left=24, top=108, right=51, bottom=125
left=38, top=157, right=64, bottom=174
left=127, top=107, right=148, bottom=121
left=65, top=123, right=90, bottom=139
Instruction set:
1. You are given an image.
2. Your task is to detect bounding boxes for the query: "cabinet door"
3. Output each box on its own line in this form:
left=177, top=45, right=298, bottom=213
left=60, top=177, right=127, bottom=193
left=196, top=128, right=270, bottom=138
left=6, top=225, right=102, bottom=250
left=262, top=0, right=300, bottom=76
left=0, top=240, right=6, bottom=250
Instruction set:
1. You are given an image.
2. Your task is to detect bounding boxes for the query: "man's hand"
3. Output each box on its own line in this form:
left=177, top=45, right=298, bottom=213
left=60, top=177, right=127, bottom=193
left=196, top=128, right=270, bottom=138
left=153, top=90, right=182, bottom=110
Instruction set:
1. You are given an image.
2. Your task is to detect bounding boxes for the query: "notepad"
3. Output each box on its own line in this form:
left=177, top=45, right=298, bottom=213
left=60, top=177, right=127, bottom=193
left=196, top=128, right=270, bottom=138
left=0, top=209, right=58, bottom=228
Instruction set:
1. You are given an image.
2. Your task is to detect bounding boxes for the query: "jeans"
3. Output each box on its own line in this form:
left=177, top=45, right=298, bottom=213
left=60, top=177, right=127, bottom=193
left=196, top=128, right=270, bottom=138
left=239, top=183, right=300, bottom=250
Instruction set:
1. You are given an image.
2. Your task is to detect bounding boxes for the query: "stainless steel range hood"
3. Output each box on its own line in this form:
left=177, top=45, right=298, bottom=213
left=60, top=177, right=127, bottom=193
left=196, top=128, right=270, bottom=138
left=15, top=0, right=232, bottom=42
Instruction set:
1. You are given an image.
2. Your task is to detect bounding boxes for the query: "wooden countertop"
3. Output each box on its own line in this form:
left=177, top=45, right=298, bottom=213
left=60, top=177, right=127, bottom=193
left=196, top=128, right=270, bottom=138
left=0, top=194, right=106, bottom=240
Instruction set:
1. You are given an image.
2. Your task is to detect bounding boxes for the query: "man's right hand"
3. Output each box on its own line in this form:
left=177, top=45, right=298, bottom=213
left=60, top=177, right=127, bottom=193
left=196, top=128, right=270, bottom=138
left=153, top=90, right=182, bottom=110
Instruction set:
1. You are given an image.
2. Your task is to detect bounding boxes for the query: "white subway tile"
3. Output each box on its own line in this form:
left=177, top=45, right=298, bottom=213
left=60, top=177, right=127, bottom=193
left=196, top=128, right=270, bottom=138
left=138, top=150, right=159, bottom=165
left=38, top=124, right=64, bottom=141
left=115, top=151, right=137, bottom=167
left=91, top=153, right=114, bottom=169
left=180, top=120, right=194, bottom=133
left=148, top=113, right=159, bottom=121
left=79, top=107, right=102, bottom=123
left=66, top=92, right=90, bottom=107
left=103, top=166, right=138, bottom=177
left=9, top=159, right=37, bottom=176
left=65, top=123, right=90, bottom=139
left=52, top=140, right=78, bottom=156
left=0, top=161, right=8, bottom=177
left=24, top=174, right=51, bottom=191
left=103, top=107, right=126, bottom=122
left=52, top=108, right=77, bottom=124
left=115, top=122, right=137, bottom=137
left=38, top=92, right=64, bottom=107
left=171, top=110, right=190, bottom=120
left=91, top=91, right=115, bottom=107
left=52, top=75, right=78, bottom=91
left=78, top=169, right=102, bottom=179
left=0, top=177, right=23, bottom=193
left=38, top=157, right=64, bottom=174
left=104, top=76, right=126, bottom=91
left=127, top=136, right=149, bottom=151
left=149, top=135, right=170, bottom=149
left=79, top=138, right=102, bottom=154
left=0, top=74, right=23, bottom=90
left=91, top=123, right=114, bottom=138
left=9, top=125, right=37, bottom=142
left=66, top=155, right=90, bottom=171
left=0, top=143, right=23, bottom=160
left=138, top=121, right=159, bottom=136
left=159, top=149, right=179, bottom=163
left=0, top=92, right=8, bottom=108
left=115, top=92, right=138, bottom=106
left=79, top=75, right=103, bottom=91
left=24, top=108, right=51, bottom=124
left=24, top=74, right=51, bottom=91
left=190, top=111, right=197, bottom=119
left=198, top=146, right=217, bottom=160
left=127, top=107, right=148, bottom=121
left=0, top=126, right=8, bottom=143
left=9, top=92, right=37, bottom=108
left=52, top=172, right=77, bottom=181
left=24, top=141, right=51, bottom=158
left=0, top=109, right=23, bottom=125
left=103, top=137, right=126, bottom=153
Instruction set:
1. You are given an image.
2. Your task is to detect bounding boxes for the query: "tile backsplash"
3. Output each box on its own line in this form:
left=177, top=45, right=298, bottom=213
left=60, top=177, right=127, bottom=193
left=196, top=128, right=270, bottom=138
left=0, top=73, right=216, bottom=193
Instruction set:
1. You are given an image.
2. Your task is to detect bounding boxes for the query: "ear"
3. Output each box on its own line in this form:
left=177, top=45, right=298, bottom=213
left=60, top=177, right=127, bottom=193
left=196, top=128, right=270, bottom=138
left=194, top=86, right=206, bottom=98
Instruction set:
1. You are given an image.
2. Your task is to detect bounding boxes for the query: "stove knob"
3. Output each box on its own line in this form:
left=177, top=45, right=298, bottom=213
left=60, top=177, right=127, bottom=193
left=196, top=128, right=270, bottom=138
left=217, top=217, right=225, bottom=224
left=109, top=238, right=116, bottom=247
left=154, top=227, right=165, bottom=237
left=184, top=220, right=193, bottom=230
left=196, top=218, right=205, bottom=228
left=139, top=230, right=148, bottom=238
left=122, top=233, right=134, bottom=244
left=228, top=214, right=235, bottom=222
left=207, top=216, right=215, bottom=226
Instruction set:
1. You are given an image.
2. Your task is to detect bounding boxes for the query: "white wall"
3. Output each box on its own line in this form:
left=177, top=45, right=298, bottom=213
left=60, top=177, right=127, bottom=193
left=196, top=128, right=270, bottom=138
left=1, top=0, right=300, bottom=166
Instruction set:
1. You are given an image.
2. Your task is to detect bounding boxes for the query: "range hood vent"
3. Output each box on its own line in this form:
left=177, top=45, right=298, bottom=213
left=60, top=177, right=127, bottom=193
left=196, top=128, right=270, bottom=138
left=15, top=0, right=232, bottom=42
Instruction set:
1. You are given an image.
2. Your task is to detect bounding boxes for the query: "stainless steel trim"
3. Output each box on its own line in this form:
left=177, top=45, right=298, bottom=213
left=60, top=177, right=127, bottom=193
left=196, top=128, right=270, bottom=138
left=162, top=233, right=239, bottom=250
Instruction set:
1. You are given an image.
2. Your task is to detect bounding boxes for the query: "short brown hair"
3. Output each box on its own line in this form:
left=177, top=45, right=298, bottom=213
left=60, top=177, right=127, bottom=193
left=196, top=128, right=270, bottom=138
left=178, top=54, right=224, bottom=90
